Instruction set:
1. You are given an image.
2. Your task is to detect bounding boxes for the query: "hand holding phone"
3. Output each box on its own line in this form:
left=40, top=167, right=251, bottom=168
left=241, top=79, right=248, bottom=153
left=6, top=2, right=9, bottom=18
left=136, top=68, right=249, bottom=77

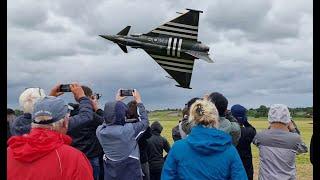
left=120, top=89, right=134, bottom=96
left=59, top=84, right=71, bottom=92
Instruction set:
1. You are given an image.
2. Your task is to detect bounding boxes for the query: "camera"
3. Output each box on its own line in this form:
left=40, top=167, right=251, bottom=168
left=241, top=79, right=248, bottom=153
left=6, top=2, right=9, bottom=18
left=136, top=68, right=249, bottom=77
left=93, top=93, right=102, bottom=100
left=59, top=84, right=71, bottom=92
left=120, top=89, right=134, bottom=96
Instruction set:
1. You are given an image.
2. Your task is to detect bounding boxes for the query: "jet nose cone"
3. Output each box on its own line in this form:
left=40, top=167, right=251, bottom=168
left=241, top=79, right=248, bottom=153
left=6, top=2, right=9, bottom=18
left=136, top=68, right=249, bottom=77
left=99, top=35, right=114, bottom=41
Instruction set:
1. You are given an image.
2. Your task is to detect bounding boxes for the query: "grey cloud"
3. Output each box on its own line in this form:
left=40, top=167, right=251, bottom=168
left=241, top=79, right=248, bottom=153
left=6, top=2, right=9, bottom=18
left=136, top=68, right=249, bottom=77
left=7, top=0, right=313, bottom=110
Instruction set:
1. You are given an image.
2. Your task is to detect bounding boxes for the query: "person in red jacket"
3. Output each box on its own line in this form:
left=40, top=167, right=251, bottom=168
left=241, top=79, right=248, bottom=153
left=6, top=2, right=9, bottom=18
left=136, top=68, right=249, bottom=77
left=7, top=84, right=93, bottom=180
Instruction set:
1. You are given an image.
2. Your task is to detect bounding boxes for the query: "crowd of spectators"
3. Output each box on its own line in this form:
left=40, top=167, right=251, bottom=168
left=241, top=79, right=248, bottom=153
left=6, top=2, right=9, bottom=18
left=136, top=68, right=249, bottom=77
left=7, top=83, right=311, bottom=180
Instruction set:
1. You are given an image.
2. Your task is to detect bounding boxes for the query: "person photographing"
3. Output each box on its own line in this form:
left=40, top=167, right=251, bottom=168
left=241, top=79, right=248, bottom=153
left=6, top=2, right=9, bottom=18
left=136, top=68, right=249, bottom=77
left=96, top=89, right=149, bottom=180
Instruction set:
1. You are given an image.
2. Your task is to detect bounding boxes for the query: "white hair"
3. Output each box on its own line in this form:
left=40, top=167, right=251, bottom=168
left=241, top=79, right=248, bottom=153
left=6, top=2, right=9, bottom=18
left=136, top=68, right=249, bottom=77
left=19, top=88, right=46, bottom=113
left=31, top=117, right=66, bottom=132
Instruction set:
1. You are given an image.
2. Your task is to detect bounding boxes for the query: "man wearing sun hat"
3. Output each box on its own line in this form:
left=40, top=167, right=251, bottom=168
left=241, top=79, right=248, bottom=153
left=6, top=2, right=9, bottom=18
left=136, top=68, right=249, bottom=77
left=7, top=85, right=94, bottom=180
left=253, top=104, right=308, bottom=180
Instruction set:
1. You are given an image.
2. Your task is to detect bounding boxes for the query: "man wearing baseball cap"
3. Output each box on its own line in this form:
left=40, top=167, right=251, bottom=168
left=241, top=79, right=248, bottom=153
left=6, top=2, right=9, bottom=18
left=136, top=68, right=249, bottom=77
left=7, top=84, right=94, bottom=180
left=253, top=104, right=308, bottom=180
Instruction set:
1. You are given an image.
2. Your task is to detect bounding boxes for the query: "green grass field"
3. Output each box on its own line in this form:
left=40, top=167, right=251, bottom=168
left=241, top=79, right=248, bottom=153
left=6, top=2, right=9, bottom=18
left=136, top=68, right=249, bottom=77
left=148, top=111, right=313, bottom=180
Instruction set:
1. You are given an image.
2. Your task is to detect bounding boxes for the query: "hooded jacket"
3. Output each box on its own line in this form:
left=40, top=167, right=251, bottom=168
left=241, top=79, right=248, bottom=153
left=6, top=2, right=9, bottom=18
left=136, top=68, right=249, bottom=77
left=147, top=121, right=170, bottom=172
left=161, top=125, right=247, bottom=180
left=7, top=128, right=93, bottom=180
left=231, top=104, right=256, bottom=180
left=96, top=101, right=149, bottom=180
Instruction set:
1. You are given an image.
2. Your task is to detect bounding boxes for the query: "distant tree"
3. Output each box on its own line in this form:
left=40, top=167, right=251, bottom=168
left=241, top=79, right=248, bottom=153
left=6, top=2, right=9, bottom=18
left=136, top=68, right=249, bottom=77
left=257, top=105, right=268, bottom=117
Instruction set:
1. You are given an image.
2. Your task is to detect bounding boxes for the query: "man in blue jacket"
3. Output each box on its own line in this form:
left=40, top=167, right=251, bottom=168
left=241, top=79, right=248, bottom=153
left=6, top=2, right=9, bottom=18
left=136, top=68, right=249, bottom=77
left=96, top=89, right=149, bottom=180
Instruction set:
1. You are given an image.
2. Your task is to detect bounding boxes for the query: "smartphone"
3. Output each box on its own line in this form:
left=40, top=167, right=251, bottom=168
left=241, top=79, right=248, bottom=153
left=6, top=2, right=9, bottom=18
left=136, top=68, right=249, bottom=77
left=59, top=84, right=71, bottom=92
left=120, top=89, right=134, bottom=96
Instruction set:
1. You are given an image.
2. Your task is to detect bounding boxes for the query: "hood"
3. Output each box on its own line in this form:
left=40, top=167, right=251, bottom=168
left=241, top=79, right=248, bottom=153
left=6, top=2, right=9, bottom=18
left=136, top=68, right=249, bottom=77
left=186, top=125, right=232, bottom=155
left=151, top=121, right=163, bottom=135
left=7, top=128, right=72, bottom=162
left=11, top=113, right=32, bottom=136
left=104, top=101, right=128, bottom=126
left=231, top=104, right=248, bottom=125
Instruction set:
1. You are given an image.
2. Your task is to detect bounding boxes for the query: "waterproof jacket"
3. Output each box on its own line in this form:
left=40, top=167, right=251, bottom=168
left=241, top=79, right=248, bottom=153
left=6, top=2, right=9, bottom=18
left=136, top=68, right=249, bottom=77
left=147, top=122, right=171, bottom=173
left=68, top=105, right=104, bottom=159
left=138, top=126, right=152, bottom=164
left=7, top=128, right=93, bottom=180
left=161, top=125, right=247, bottom=180
left=67, top=97, right=94, bottom=130
left=253, top=128, right=308, bottom=180
left=96, top=101, right=149, bottom=180
left=236, top=123, right=256, bottom=180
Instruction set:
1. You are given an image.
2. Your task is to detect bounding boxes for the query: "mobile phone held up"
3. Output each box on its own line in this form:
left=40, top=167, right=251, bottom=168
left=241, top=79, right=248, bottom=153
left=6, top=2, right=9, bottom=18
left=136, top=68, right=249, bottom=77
left=59, top=84, right=71, bottom=92
left=120, top=89, right=134, bottom=96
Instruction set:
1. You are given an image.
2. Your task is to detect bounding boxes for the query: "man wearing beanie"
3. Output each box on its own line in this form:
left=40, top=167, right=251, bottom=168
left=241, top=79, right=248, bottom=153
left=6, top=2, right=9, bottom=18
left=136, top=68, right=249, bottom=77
left=231, top=104, right=256, bottom=180
left=7, top=93, right=93, bottom=180
left=207, top=92, right=241, bottom=145
left=253, top=104, right=308, bottom=180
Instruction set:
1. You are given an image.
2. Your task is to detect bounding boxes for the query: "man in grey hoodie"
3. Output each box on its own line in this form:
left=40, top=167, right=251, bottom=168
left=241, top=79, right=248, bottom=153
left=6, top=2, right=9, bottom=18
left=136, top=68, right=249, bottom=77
left=253, top=104, right=308, bottom=180
left=96, top=89, right=149, bottom=180
left=207, top=92, right=241, bottom=145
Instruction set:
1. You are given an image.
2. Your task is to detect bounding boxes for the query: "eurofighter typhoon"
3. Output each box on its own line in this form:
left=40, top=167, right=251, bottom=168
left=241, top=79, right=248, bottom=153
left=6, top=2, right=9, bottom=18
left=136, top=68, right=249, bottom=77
left=100, top=9, right=213, bottom=89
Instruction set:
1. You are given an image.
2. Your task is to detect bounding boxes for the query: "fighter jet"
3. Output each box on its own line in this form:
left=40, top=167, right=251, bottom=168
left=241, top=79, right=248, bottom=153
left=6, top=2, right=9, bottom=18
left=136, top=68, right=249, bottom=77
left=100, top=8, right=213, bottom=89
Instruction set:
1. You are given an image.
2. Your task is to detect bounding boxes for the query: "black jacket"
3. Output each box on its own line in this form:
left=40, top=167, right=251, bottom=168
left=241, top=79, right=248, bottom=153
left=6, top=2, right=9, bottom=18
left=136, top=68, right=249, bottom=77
left=67, top=104, right=104, bottom=159
left=147, top=122, right=171, bottom=172
left=236, top=122, right=256, bottom=180
left=138, top=127, right=152, bottom=164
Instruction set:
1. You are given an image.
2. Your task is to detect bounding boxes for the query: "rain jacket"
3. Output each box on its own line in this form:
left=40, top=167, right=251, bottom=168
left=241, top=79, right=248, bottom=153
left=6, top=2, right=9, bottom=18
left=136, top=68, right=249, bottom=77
left=96, top=101, right=149, bottom=180
left=161, top=125, right=247, bottom=180
left=7, top=128, right=93, bottom=180
left=147, top=121, right=171, bottom=173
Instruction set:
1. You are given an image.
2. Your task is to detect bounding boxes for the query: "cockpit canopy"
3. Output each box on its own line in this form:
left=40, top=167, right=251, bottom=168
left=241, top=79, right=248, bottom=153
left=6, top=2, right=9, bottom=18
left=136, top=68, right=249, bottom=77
left=130, top=33, right=142, bottom=37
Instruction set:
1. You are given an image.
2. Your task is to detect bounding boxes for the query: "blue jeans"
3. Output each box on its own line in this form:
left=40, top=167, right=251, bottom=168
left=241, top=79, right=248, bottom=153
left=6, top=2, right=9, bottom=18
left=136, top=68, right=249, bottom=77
left=89, top=157, right=100, bottom=180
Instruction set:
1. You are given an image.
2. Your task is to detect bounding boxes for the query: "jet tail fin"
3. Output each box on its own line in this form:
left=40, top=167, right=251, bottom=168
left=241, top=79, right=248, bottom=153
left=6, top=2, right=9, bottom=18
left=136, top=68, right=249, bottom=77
left=117, top=43, right=128, bottom=53
left=185, top=50, right=213, bottom=63
left=117, top=26, right=131, bottom=36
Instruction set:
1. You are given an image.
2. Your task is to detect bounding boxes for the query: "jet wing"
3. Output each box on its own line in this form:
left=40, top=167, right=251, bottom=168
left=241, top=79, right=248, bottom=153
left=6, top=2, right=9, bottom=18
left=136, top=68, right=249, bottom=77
left=144, top=9, right=202, bottom=41
left=144, top=49, right=195, bottom=88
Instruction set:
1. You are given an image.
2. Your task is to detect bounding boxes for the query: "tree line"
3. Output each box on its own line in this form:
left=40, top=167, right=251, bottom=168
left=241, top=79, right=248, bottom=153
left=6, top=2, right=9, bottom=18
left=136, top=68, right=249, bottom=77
left=151, top=106, right=313, bottom=118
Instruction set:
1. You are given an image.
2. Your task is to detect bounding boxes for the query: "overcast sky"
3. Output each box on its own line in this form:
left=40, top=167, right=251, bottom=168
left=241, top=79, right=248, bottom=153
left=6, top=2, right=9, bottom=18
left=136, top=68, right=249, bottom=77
left=7, top=0, right=313, bottom=110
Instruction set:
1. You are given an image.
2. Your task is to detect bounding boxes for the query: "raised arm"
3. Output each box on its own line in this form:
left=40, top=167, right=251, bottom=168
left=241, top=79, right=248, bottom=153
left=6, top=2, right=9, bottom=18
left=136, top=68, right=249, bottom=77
left=67, top=83, right=93, bottom=130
